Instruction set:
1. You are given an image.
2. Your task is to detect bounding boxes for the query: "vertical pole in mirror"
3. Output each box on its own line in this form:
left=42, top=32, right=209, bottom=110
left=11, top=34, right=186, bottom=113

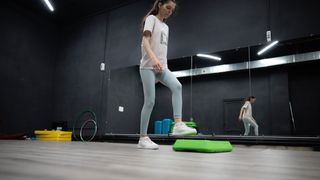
left=289, top=102, right=296, bottom=133
left=248, top=47, right=252, bottom=96
left=190, top=56, right=193, bottom=121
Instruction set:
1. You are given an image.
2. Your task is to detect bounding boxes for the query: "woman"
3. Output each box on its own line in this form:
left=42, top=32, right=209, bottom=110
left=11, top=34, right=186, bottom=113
left=138, top=0, right=197, bottom=150
left=239, top=96, right=259, bottom=136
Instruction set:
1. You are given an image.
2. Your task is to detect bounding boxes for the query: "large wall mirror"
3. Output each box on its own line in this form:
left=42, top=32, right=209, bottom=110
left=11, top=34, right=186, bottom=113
left=168, top=34, right=320, bottom=138
left=249, top=35, right=320, bottom=137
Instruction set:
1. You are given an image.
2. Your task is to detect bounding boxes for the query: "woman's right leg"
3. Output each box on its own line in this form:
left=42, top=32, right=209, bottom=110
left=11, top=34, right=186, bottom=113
left=138, top=69, right=159, bottom=150
left=243, top=117, right=259, bottom=136
left=250, top=118, right=259, bottom=136
left=139, top=69, right=156, bottom=136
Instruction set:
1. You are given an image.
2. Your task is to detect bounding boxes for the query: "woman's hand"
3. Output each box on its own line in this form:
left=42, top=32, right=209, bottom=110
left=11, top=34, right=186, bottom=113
left=152, top=59, right=163, bottom=73
left=238, top=116, right=243, bottom=121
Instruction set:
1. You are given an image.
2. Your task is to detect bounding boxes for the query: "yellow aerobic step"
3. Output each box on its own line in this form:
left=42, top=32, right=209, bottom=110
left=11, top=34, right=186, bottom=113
left=34, top=130, right=72, bottom=141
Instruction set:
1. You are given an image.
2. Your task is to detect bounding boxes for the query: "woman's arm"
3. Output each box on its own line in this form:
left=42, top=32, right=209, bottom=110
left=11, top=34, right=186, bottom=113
left=239, top=107, right=246, bottom=121
left=142, top=31, right=163, bottom=73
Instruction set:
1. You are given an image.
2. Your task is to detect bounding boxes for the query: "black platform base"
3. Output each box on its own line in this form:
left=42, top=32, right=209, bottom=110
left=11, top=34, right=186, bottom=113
left=99, top=134, right=320, bottom=148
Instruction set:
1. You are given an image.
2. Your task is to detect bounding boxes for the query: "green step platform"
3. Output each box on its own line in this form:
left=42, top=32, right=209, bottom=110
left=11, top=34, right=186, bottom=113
left=173, top=140, right=233, bottom=153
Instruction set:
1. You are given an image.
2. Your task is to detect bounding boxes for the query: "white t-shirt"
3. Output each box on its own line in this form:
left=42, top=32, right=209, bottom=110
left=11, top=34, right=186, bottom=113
left=140, top=15, right=169, bottom=69
left=242, top=101, right=253, bottom=118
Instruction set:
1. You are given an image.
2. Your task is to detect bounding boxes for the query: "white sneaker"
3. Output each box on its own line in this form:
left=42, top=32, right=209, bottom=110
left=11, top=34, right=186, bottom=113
left=171, top=122, right=197, bottom=136
left=137, top=136, right=159, bottom=150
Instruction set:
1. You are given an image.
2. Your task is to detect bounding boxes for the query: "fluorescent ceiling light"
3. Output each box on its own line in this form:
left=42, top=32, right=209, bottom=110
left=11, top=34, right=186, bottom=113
left=43, top=0, right=54, bottom=12
left=257, top=41, right=279, bottom=55
left=197, top=54, right=222, bottom=61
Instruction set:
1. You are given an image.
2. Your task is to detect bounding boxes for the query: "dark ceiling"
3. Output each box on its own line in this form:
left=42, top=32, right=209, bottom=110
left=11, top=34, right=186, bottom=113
left=7, top=0, right=139, bottom=24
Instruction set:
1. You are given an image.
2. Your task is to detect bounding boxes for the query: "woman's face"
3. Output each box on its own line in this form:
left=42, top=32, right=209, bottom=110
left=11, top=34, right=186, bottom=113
left=158, top=1, right=176, bottom=19
left=250, top=98, right=256, bottom=104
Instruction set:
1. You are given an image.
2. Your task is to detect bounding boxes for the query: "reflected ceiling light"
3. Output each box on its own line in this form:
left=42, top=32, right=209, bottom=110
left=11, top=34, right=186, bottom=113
left=213, top=64, right=231, bottom=73
left=172, top=71, right=190, bottom=78
left=258, top=58, right=288, bottom=67
left=196, top=54, right=222, bottom=61
left=257, top=40, right=279, bottom=55
left=43, top=0, right=54, bottom=12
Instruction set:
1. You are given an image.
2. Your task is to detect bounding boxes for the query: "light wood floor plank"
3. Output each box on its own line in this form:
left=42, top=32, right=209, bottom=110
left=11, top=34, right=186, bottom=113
left=0, top=140, right=320, bottom=180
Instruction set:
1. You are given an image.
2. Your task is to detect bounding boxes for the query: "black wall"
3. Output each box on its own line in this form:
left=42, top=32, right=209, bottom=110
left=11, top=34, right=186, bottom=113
left=102, top=0, right=320, bottom=135
left=1, top=3, right=57, bottom=135
left=270, top=0, right=320, bottom=40
left=105, top=0, right=268, bottom=68
left=2, top=0, right=320, bottom=136
left=54, top=14, right=108, bottom=136
left=104, top=66, right=143, bottom=134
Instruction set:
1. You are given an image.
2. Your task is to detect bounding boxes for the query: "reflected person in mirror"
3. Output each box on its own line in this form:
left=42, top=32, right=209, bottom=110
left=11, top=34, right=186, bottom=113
left=138, top=0, right=197, bottom=150
left=239, top=96, right=259, bottom=136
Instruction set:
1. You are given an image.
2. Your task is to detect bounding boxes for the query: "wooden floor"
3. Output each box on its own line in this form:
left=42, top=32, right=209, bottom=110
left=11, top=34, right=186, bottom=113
left=0, top=140, right=320, bottom=180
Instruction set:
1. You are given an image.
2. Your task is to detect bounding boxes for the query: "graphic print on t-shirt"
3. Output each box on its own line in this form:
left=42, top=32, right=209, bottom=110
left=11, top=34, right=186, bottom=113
left=160, top=31, right=168, bottom=46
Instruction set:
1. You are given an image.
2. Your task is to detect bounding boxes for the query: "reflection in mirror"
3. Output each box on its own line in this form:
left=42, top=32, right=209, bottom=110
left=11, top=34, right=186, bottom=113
left=249, top=35, right=320, bottom=137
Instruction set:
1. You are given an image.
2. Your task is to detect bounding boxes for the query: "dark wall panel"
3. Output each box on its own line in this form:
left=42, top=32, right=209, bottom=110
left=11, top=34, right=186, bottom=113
left=185, top=72, right=250, bottom=135
left=105, top=66, right=143, bottom=134
left=289, top=61, right=320, bottom=136
left=54, top=14, right=107, bottom=135
left=105, top=0, right=320, bottom=69
left=0, top=3, right=57, bottom=135
left=106, top=1, right=150, bottom=69
left=169, top=0, right=267, bottom=58
left=269, top=69, right=291, bottom=135
left=251, top=68, right=291, bottom=136
left=106, top=0, right=267, bottom=69
left=270, top=0, right=320, bottom=40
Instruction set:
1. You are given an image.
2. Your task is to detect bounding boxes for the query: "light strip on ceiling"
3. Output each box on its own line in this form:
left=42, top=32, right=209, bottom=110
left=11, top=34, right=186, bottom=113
left=43, top=0, right=54, bottom=12
left=257, top=41, right=279, bottom=55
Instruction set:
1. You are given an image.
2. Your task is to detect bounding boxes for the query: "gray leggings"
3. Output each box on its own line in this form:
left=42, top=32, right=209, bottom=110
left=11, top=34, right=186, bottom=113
left=243, top=116, right=259, bottom=136
left=140, top=69, right=182, bottom=135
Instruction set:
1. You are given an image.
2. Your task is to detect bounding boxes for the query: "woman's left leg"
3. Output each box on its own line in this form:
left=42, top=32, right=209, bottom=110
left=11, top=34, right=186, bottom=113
left=158, top=69, right=182, bottom=121
left=158, top=69, right=197, bottom=136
